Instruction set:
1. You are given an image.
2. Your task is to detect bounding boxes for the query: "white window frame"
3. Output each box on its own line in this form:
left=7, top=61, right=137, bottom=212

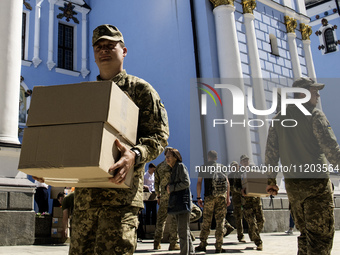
left=47, top=0, right=90, bottom=77
left=22, top=10, right=32, bottom=66
left=317, top=23, right=339, bottom=55
left=19, top=81, right=31, bottom=126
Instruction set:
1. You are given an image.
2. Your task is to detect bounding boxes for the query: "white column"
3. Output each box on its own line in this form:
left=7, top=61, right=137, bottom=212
left=32, top=0, right=44, bottom=67
left=0, top=0, right=22, bottom=145
left=47, top=0, right=56, bottom=70
left=296, top=0, right=307, bottom=16
left=287, top=33, right=302, bottom=79
left=282, top=0, right=292, bottom=9
left=81, top=10, right=90, bottom=78
left=213, top=4, right=252, bottom=162
left=303, top=39, right=323, bottom=109
left=244, top=13, right=268, bottom=163
left=302, top=40, right=316, bottom=80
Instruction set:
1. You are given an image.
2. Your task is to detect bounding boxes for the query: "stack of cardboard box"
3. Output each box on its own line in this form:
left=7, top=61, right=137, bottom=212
left=241, top=171, right=269, bottom=197
left=51, top=207, right=64, bottom=238
left=19, top=81, right=139, bottom=188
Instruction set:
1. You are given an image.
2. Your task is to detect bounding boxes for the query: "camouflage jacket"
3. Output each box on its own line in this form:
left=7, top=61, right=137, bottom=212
left=265, top=103, right=340, bottom=185
left=74, top=70, right=169, bottom=210
left=154, top=160, right=172, bottom=198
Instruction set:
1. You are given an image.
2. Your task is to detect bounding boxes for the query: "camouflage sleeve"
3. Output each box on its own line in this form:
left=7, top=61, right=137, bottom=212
left=265, top=125, right=280, bottom=185
left=312, top=109, right=340, bottom=167
left=154, top=164, right=161, bottom=197
left=132, top=81, right=169, bottom=167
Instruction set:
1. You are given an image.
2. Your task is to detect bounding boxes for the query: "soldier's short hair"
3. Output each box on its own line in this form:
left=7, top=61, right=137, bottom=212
left=208, top=150, right=218, bottom=160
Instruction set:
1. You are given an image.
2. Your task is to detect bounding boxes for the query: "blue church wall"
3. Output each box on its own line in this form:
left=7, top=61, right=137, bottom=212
left=19, top=0, right=329, bottom=201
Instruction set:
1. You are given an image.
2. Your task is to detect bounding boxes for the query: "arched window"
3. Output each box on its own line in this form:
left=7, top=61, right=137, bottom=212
left=316, top=19, right=339, bottom=55
left=324, top=28, right=337, bottom=53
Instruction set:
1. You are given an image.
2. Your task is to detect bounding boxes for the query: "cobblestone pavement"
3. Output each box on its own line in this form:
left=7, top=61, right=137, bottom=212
left=0, top=231, right=339, bottom=254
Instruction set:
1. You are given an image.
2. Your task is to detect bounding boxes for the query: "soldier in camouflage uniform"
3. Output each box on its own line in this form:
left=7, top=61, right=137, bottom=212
left=153, top=152, right=180, bottom=251
left=266, top=77, right=340, bottom=255
left=240, top=155, right=264, bottom=249
left=195, top=150, right=231, bottom=253
left=69, top=25, right=169, bottom=255
left=228, top=161, right=246, bottom=242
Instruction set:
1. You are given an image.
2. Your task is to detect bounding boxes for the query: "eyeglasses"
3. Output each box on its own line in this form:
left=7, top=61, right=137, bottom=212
left=94, top=42, right=118, bottom=52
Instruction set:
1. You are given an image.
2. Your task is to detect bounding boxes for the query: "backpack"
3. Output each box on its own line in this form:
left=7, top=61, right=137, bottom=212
left=212, top=165, right=228, bottom=197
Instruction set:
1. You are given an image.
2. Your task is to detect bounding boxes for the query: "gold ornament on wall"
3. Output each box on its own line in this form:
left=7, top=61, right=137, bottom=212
left=284, top=16, right=297, bottom=33
left=242, top=0, right=256, bottom=14
left=210, top=0, right=235, bottom=8
left=300, top=23, right=312, bottom=40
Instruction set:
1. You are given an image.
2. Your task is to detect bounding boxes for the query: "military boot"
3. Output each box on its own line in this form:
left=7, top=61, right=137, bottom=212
left=154, top=241, right=161, bottom=250
left=168, top=243, right=180, bottom=250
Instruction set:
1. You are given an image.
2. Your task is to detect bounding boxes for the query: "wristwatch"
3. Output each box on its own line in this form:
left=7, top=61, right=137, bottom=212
left=131, top=148, right=141, bottom=166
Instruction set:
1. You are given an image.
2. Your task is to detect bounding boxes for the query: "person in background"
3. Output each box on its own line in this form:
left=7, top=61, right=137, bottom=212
left=34, top=180, right=49, bottom=213
left=154, top=148, right=179, bottom=251
left=228, top=161, right=246, bottom=243
left=62, top=189, right=75, bottom=239
left=285, top=213, right=295, bottom=235
left=143, top=163, right=157, bottom=225
left=166, top=148, right=194, bottom=255
left=195, top=150, right=231, bottom=253
left=240, top=155, right=264, bottom=251
left=53, top=192, right=65, bottom=208
left=266, top=77, right=339, bottom=254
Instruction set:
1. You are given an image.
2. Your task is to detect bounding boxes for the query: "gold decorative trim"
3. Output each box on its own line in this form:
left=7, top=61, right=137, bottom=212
left=284, top=16, right=297, bottom=33
left=242, top=0, right=256, bottom=14
left=300, top=23, right=312, bottom=40
left=210, top=0, right=235, bottom=8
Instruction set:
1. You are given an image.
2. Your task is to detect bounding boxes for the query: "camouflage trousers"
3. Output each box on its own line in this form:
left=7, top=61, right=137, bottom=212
left=231, top=191, right=244, bottom=239
left=243, top=196, right=264, bottom=246
left=199, top=196, right=226, bottom=249
left=285, top=178, right=334, bottom=255
left=69, top=205, right=139, bottom=255
left=154, top=197, right=178, bottom=245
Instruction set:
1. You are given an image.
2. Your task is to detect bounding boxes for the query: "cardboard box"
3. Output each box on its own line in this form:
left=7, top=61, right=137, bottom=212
left=52, top=217, right=63, bottom=228
left=51, top=228, right=63, bottom=238
left=26, top=81, right=139, bottom=145
left=53, top=207, right=63, bottom=218
left=242, top=182, right=269, bottom=197
left=19, top=122, right=134, bottom=188
left=241, top=171, right=268, bottom=185
left=241, top=171, right=268, bottom=197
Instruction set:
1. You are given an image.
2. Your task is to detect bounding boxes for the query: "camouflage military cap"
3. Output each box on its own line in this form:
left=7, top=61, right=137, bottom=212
left=292, top=77, right=324, bottom=90
left=230, top=161, right=239, bottom=166
left=92, top=24, right=124, bottom=46
left=240, top=154, right=249, bottom=161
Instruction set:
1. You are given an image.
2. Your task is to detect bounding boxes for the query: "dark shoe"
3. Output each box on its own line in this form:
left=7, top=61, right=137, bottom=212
left=215, top=248, right=226, bottom=253
left=224, top=225, right=235, bottom=237
left=153, top=241, right=161, bottom=250
left=256, top=243, right=263, bottom=251
left=168, top=243, right=180, bottom=251
left=195, top=245, right=207, bottom=252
